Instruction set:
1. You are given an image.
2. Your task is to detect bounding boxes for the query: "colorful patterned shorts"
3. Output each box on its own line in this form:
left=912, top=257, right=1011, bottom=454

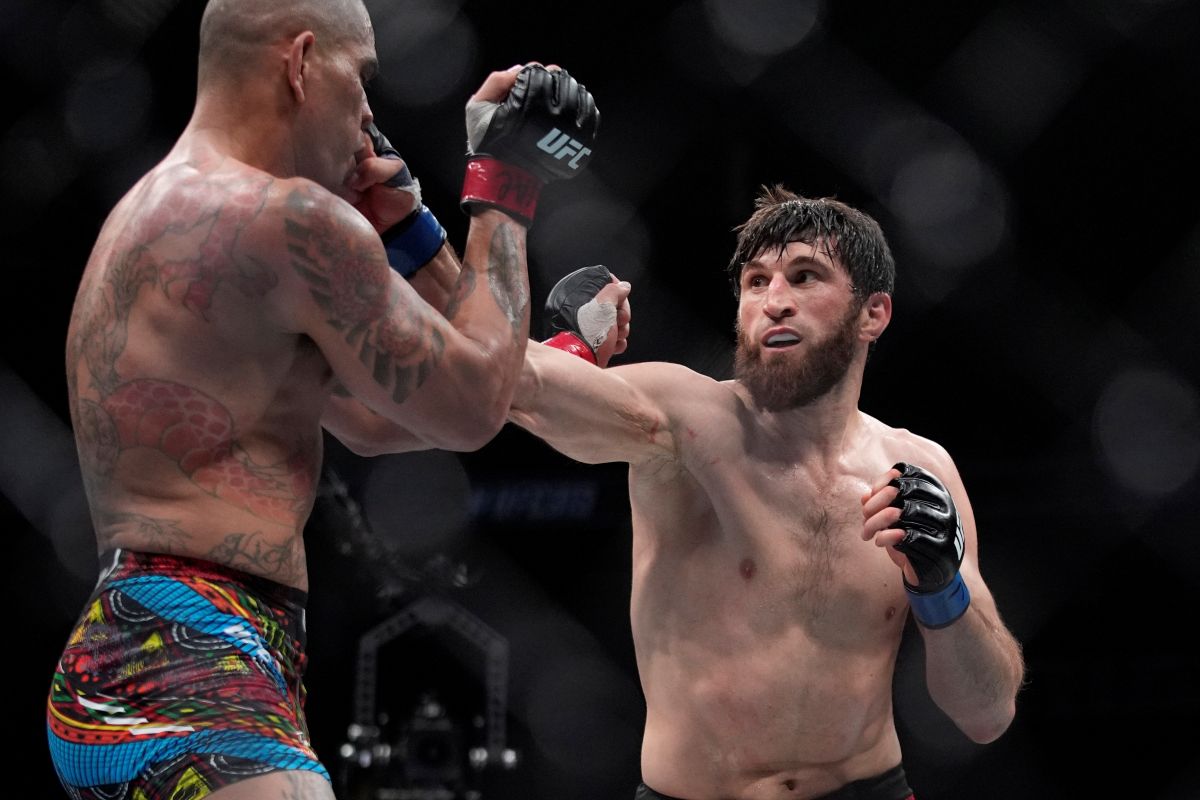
left=47, top=549, right=329, bottom=799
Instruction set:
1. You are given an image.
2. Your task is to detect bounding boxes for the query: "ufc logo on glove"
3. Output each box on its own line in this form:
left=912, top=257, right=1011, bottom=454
left=536, top=128, right=591, bottom=169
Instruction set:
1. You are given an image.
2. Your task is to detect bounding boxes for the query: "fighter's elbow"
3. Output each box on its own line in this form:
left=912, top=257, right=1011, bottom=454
left=454, top=412, right=507, bottom=451
left=427, top=399, right=507, bottom=452
left=957, top=699, right=1017, bottom=744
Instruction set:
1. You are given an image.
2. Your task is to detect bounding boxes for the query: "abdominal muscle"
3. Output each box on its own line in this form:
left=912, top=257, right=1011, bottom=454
left=628, top=494, right=908, bottom=799
left=636, top=628, right=903, bottom=799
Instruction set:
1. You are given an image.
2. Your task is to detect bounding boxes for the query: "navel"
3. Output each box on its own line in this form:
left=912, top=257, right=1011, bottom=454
left=885, top=605, right=897, bottom=621
left=739, top=557, right=756, bottom=580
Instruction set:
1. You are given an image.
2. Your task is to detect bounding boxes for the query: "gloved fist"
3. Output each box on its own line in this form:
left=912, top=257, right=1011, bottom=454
left=542, top=265, right=630, bottom=367
left=365, top=122, right=422, bottom=196
left=360, top=122, right=446, bottom=278
left=465, top=64, right=599, bottom=181
left=863, top=462, right=971, bottom=629
left=888, top=462, right=965, bottom=592
left=461, top=64, right=599, bottom=225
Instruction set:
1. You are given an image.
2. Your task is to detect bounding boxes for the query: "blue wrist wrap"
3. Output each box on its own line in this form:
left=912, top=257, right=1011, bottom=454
left=382, top=206, right=447, bottom=277
left=906, top=572, right=970, bottom=629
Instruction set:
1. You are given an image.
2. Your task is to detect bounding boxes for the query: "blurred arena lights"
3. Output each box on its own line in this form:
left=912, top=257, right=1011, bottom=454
left=1092, top=365, right=1200, bottom=499
left=937, top=7, right=1086, bottom=156
left=99, top=0, right=181, bottom=42
left=702, top=0, right=821, bottom=59
left=531, top=190, right=651, bottom=293
left=521, top=649, right=637, bottom=780
left=0, top=363, right=94, bottom=588
left=361, top=449, right=472, bottom=559
left=1, top=113, right=78, bottom=225
left=870, top=117, right=1008, bottom=291
left=368, top=0, right=477, bottom=108
left=63, top=57, right=153, bottom=155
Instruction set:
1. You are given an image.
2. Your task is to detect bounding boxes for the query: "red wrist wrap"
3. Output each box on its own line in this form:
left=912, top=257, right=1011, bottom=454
left=460, top=157, right=542, bottom=225
left=543, top=332, right=596, bottom=365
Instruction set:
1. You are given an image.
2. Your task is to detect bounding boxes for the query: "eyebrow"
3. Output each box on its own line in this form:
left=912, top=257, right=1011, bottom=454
left=744, top=253, right=830, bottom=271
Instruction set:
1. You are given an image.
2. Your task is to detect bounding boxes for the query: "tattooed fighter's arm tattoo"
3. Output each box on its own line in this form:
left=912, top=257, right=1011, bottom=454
left=442, top=266, right=476, bottom=322
left=284, top=190, right=446, bottom=405
left=484, top=223, right=528, bottom=341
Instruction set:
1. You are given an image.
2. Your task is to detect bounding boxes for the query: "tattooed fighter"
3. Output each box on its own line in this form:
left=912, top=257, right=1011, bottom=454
left=46, top=0, right=599, bottom=798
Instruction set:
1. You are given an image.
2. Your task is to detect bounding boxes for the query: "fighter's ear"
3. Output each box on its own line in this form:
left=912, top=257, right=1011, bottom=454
left=285, top=31, right=317, bottom=103
left=860, top=291, right=891, bottom=342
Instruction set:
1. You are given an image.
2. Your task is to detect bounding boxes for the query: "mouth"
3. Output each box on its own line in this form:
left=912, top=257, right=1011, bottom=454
left=761, top=329, right=801, bottom=349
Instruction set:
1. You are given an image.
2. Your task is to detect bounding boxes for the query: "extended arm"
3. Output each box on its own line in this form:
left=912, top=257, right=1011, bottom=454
left=862, top=456, right=1025, bottom=743
left=510, top=341, right=687, bottom=465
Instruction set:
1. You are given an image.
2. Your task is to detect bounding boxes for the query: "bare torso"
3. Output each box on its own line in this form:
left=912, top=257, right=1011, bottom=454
left=629, top=377, right=923, bottom=799
left=67, top=145, right=332, bottom=590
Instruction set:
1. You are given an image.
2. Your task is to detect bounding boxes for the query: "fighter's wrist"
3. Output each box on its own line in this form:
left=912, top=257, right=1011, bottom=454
left=381, top=205, right=447, bottom=278
left=542, top=331, right=596, bottom=364
left=904, top=571, right=970, bottom=629
left=460, top=156, right=542, bottom=226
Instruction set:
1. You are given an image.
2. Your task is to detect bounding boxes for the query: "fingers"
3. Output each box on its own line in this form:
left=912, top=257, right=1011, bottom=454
left=862, top=501, right=902, bottom=539
left=349, top=156, right=407, bottom=192
left=870, top=528, right=905, bottom=548
left=470, top=64, right=523, bottom=103
left=865, top=465, right=902, bottom=498
left=861, top=482, right=899, bottom=520
left=470, top=61, right=565, bottom=104
left=869, top=527, right=917, bottom=584
left=598, top=277, right=631, bottom=356
left=860, top=464, right=919, bottom=585
left=861, top=467, right=901, bottom=542
left=595, top=277, right=631, bottom=305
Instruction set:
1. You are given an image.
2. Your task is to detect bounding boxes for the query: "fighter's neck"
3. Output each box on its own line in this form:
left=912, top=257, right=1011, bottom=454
left=739, top=377, right=867, bottom=460
left=181, top=96, right=296, bottom=178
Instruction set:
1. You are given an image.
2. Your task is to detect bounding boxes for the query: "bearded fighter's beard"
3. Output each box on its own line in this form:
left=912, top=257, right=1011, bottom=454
left=734, top=307, right=860, bottom=411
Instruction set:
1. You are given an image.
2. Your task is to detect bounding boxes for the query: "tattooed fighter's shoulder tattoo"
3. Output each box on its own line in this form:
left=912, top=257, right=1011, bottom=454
left=283, top=187, right=445, bottom=404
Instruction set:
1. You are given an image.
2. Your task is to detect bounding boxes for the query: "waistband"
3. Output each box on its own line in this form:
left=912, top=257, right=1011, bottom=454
left=638, top=764, right=912, bottom=800
left=97, top=548, right=309, bottom=610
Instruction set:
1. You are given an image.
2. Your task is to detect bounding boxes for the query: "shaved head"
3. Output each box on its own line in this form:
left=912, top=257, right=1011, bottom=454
left=198, top=0, right=372, bottom=88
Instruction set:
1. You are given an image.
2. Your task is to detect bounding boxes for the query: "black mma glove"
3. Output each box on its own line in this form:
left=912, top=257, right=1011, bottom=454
left=888, top=462, right=971, bottom=629
left=366, top=122, right=447, bottom=278
left=542, top=265, right=614, bottom=365
left=461, top=65, right=600, bottom=225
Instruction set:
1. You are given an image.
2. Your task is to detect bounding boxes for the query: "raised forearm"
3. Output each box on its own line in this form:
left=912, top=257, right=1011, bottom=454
left=407, top=245, right=462, bottom=315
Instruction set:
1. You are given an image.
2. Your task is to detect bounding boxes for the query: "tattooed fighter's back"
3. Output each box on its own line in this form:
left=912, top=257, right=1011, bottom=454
left=67, top=149, right=332, bottom=589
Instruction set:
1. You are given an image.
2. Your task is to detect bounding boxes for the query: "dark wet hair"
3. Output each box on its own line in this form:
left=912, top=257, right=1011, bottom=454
left=727, top=185, right=895, bottom=301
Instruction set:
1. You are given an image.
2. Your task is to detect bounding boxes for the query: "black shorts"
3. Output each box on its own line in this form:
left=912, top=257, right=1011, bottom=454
left=636, top=764, right=914, bottom=800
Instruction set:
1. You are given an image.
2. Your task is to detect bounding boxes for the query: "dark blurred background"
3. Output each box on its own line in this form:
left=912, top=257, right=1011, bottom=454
left=5, top=0, right=1200, bottom=797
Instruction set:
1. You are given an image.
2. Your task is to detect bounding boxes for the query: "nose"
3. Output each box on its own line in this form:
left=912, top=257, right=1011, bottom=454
left=361, top=93, right=374, bottom=127
left=762, top=273, right=796, bottom=319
